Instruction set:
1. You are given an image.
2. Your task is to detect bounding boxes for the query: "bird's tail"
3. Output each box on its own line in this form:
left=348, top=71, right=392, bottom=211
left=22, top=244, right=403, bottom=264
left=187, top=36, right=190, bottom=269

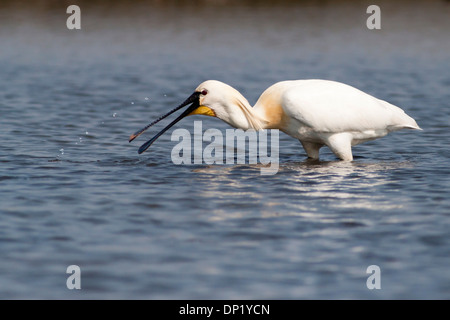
left=380, top=100, right=422, bottom=131
left=388, top=117, right=422, bottom=131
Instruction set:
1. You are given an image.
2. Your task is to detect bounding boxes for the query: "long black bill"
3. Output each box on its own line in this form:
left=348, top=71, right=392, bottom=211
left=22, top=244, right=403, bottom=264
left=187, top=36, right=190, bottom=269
left=129, top=92, right=200, bottom=154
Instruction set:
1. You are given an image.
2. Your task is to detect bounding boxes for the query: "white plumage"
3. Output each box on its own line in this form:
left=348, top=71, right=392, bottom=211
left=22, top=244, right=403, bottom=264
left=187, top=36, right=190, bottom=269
left=192, top=79, right=421, bottom=160
left=130, top=79, right=421, bottom=160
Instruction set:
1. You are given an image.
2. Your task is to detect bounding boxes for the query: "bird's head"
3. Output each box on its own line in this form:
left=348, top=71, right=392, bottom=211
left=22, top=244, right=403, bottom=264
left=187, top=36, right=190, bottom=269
left=191, top=80, right=253, bottom=127
left=129, top=80, right=264, bottom=154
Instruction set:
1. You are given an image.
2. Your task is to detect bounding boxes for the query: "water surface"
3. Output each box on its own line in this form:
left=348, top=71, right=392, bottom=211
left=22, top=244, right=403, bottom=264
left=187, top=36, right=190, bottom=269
left=0, top=0, right=449, bottom=299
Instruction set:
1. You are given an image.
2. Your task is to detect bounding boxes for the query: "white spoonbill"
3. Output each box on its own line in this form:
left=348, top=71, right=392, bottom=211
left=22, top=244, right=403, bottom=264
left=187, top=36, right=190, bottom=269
left=129, top=80, right=421, bottom=160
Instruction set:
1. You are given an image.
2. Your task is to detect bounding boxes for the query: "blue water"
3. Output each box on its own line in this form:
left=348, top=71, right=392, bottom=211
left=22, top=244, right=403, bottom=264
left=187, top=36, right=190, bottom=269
left=0, top=0, right=449, bottom=299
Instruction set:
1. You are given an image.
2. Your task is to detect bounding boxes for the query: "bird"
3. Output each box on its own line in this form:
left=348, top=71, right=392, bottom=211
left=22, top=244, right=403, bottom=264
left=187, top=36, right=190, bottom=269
left=129, top=79, right=421, bottom=161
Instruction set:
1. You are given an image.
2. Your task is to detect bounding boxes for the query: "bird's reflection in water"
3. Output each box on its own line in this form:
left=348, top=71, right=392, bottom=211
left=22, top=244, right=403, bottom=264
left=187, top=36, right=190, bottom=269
left=191, top=160, right=415, bottom=221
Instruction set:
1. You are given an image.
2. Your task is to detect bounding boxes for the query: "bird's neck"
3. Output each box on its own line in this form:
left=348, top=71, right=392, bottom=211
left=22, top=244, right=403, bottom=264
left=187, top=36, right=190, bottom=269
left=225, top=93, right=268, bottom=131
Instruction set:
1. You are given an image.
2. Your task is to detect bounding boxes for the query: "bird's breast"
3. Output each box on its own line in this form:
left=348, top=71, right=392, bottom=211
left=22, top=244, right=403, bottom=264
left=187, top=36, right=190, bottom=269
left=255, top=102, right=289, bottom=130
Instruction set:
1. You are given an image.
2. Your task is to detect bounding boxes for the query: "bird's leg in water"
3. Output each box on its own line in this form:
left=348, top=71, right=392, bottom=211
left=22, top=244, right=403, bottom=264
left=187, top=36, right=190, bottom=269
left=300, top=140, right=323, bottom=160
left=325, top=133, right=353, bottom=161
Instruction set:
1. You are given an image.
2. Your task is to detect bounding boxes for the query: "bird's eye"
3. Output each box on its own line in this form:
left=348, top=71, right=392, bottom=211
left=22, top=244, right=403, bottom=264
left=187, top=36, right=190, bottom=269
left=201, top=89, right=208, bottom=96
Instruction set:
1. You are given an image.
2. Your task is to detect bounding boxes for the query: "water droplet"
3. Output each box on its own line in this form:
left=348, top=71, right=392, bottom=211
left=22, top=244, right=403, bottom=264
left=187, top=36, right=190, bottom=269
left=163, top=94, right=167, bottom=97
left=85, top=131, right=89, bottom=135
left=59, top=148, right=64, bottom=155
left=145, top=97, right=149, bottom=100
left=131, top=102, right=134, bottom=105
left=113, top=113, right=117, bottom=118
